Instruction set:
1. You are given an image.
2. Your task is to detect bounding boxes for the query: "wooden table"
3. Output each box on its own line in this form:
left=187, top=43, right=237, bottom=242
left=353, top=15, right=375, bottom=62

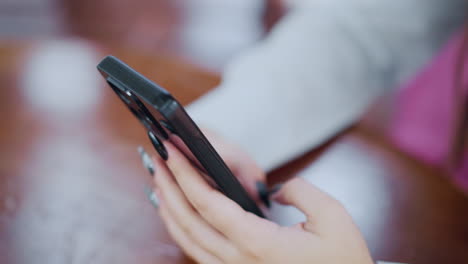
left=1, top=41, right=467, bottom=264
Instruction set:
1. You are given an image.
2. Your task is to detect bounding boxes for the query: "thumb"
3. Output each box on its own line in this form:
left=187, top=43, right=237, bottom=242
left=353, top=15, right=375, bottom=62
left=272, top=177, right=346, bottom=233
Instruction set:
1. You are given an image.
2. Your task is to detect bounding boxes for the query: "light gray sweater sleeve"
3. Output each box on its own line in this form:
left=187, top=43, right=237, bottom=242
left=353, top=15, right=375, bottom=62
left=187, top=0, right=466, bottom=171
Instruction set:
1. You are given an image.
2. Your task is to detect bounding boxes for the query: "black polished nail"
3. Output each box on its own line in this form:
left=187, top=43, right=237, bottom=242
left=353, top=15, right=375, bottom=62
left=269, top=184, right=283, bottom=196
left=256, top=182, right=271, bottom=208
left=138, top=146, right=155, bottom=176
left=148, top=131, right=168, bottom=161
left=256, top=182, right=284, bottom=208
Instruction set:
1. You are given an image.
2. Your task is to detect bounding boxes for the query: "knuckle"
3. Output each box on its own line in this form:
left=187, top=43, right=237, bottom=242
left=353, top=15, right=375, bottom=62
left=191, top=198, right=209, bottom=214
left=177, top=215, right=196, bottom=235
left=191, top=192, right=215, bottom=214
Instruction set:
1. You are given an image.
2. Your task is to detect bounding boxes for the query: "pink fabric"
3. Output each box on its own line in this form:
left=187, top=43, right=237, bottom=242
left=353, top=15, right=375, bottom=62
left=390, top=32, right=468, bottom=191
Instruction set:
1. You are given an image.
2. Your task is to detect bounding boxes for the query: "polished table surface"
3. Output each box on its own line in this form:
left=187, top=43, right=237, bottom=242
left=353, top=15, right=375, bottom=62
left=1, top=41, right=468, bottom=264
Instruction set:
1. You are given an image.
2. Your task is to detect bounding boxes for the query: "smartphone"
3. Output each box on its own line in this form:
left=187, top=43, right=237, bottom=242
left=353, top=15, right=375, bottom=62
left=97, top=55, right=264, bottom=218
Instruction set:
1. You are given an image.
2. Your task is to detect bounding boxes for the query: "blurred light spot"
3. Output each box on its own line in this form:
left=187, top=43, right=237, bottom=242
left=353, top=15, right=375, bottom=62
left=21, top=39, right=102, bottom=116
left=180, top=0, right=263, bottom=68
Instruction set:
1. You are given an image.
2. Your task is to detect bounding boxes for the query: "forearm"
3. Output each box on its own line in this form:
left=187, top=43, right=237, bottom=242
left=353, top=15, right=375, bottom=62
left=188, top=0, right=466, bottom=171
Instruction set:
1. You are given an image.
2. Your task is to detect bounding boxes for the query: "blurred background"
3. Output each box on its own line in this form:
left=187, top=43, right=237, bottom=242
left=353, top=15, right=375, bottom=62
left=0, top=1, right=289, bottom=264
left=1, top=1, right=468, bottom=264
left=0, top=0, right=283, bottom=69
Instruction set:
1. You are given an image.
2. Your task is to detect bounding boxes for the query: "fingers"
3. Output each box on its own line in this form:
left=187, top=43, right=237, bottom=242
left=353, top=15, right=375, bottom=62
left=152, top=156, right=238, bottom=261
left=163, top=143, right=276, bottom=247
left=159, top=201, right=222, bottom=264
left=272, top=177, right=348, bottom=234
left=168, top=132, right=263, bottom=201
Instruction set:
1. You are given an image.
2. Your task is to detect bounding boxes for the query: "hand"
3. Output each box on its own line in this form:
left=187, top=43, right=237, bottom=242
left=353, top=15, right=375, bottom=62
left=151, top=142, right=373, bottom=264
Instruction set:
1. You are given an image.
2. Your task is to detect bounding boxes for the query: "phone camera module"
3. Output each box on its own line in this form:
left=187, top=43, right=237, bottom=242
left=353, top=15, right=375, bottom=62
left=108, top=81, right=168, bottom=140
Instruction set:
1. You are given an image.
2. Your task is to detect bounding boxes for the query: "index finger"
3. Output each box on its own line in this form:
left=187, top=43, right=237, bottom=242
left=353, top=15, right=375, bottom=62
left=164, top=142, right=276, bottom=246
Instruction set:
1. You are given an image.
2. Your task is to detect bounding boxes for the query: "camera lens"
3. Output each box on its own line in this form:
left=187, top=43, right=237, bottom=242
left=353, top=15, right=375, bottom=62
left=108, top=81, right=168, bottom=140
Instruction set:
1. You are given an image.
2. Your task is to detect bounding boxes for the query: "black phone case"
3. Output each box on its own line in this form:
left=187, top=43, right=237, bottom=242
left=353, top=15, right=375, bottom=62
left=97, top=55, right=264, bottom=217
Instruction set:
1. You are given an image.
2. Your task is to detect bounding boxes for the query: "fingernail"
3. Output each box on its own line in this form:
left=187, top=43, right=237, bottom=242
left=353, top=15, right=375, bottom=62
left=138, top=146, right=155, bottom=176
left=144, top=186, right=159, bottom=209
left=148, top=131, right=168, bottom=161
left=269, top=184, right=283, bottom=201
left=256, top=182, right=271, bottom=208
left=256, top=182, right=284, bottom=208
left=269, top=184, right=283, bottom=196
